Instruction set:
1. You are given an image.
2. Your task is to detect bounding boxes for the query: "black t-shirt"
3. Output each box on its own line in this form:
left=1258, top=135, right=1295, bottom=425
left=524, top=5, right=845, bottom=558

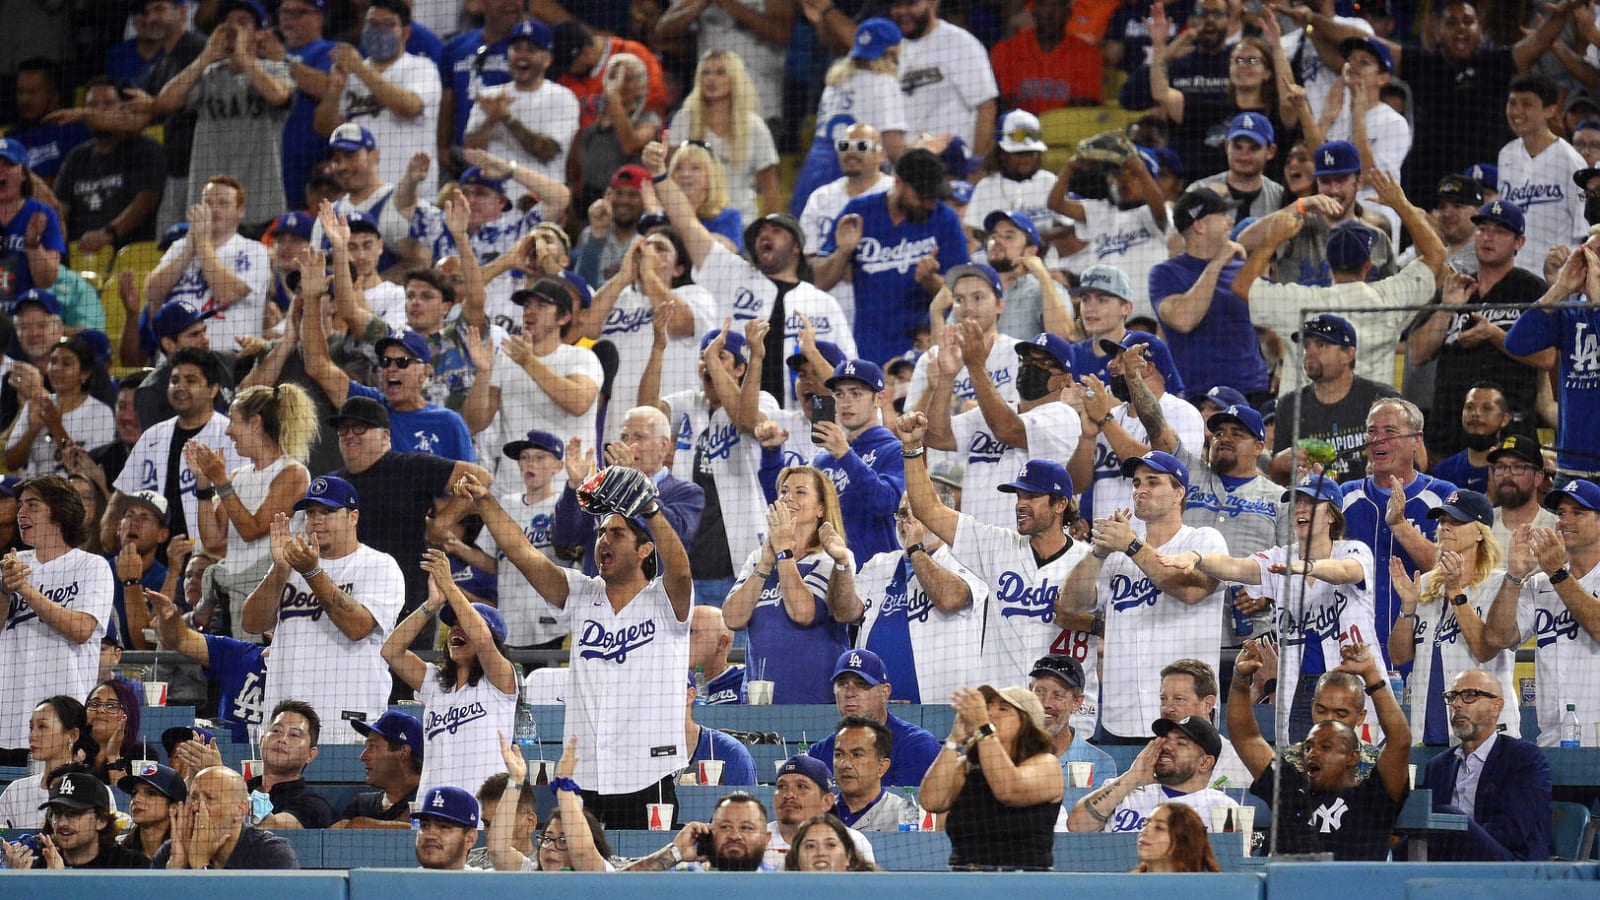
left=142, top=31, right=206, bottom=179
left=1426, top=266, right=1548, bottom=456
left=1272, top=377, right=1401, bottom=482
left=33, top=843, right=150, bottom=868
left=1251, top=761, right=1405, bottom=860
left=164, top=422, right=204, bottom=538
left=339, top=787, right=415, bottom=822
left=151, top=825, right=301, bottom=869
left=53, top=136, right=165, bottom=243
left=1399, top=48, right=1517, bottom=205
left=1120, top=48, right=1232, bottom=176
left=247, top=775, right=333, bottom=829
left=336, top=450, right=458, bottom=613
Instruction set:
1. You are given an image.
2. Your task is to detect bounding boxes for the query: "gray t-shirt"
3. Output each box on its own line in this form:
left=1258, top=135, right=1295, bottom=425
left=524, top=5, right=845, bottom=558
left=186, top=59, right=291, bottom=217
left=1274, top=214, right=1397, bottom=288
left=1175, top=443, right=1285, bottom=643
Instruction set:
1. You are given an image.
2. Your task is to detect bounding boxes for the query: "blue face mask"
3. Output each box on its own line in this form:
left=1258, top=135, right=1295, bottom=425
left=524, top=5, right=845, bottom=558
left=361, top=27, right=403, bottom=63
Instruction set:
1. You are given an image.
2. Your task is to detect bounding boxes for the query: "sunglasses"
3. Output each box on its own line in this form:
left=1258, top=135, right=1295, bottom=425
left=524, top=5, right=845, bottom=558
left=1003, top=128, right=1042, bottom=144
left=836, top=139, right=879, bottom=153
left=378, top=356, right=420, bottom=369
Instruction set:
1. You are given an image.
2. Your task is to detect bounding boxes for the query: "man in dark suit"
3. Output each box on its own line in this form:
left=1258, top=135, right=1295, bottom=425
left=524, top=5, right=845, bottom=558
left=1422, top=668, right=1553, bottom=860
left=553, top=404, right=704, bottom=575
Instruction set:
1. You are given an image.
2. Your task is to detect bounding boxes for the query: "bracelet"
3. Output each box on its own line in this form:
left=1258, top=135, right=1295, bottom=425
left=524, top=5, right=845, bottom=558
left=905, top=543, right=927, bottom=558
left=299, top=566, right=324, bottom=582
left=774, top=549, right=794, bottom=563
left=1295, top=198, right=1307, bottom=216
left=942, top=739, right=962, bottom=753
left=550, top=776, right=582, bottom=794
left=833, top=560, right=853, bottom=572
left=1097, top=412, right=1114, bottom=427
left=753, top=568, right=772, bottom=581
left=121, top=577, right=142, bottom=588
left=651, top=171, right=670, bottom=183
left=195, top=487, right=216, bottom=501
left=1505, top=572, right=1528, bottom=587
left=213, top=482, right=236, bottom=501
left=1364, top=680, right=1386, bottom=696
left=901, top=445, right=925, bottom=458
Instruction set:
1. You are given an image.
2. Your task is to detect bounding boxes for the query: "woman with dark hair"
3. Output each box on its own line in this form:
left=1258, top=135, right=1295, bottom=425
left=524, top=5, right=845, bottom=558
left=84, top=678, right=142, bottom=782
left=382, top=549, right=516, bottom=798
left=0, top=697, right=96, bottom=829
left=577, top=223, right=716, bottom=446
left=118, top=762, right=185, bottom=859
left=4, top=337, right=116, bottom=477
left=0, top=137, right=67, bottom=300
left=1134, top=802, right=1223, bottom=873
left=490, top=734, right=617, bottom=871
left=0, top=476, right=116, bottom=769
left=66, top=472, right=109, bottom=555
left=1157, top=475, right=1374, bottom=740
left=919, top=685, right=1064, bottom=870
left=783, top=814, right=878, bottom=871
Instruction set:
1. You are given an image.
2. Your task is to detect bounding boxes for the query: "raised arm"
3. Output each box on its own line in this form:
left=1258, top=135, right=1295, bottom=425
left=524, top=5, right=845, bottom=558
left=460, top=472, right=571, bottom=609
left=380, top=576, right=442, bottom=691
left=894, top=411, right=960, bottom=546
left=1156, top=238, right=1244, bottom=334
left=640, top=141, right=716, bottom=268
left=1343, top=643, right=1411, bottom=800
left=1226, top=641, right=1275, bottom=778
left=425, top=549, right=518, bottom=692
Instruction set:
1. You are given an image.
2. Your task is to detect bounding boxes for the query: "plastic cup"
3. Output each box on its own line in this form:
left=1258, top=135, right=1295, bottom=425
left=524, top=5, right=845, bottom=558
left=699, top=760, right=725, bottom=786
left=747, top=680, right=774, bottom=705
left=241, top=759, right=262, bottom=780
left=646, top=802, right=674, bottom=831
left=1593, top=723, right=1600, bottom=747
left=1234, top=806, right=1256, bottom=856
left=1066, top=761, right=1093, bottom=787
left=1408, top=764, right=1417, bottom=789
left=143, top=681, right=168, bottom=707
left=131, top=758, right=155, bottom=774
left=1209, top=807, right=1233, bottom=833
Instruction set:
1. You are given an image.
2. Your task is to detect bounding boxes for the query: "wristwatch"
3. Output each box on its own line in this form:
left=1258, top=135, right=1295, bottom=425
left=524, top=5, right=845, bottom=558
left=1550, top=566, right=1572, bottom=586
left=905, top=543, right=927, bottom=558
left=1450, top=593, right=1468, bottom=607
left=1125, top=538, right=1144, bottom=557
left=774, top=549, right=794, bottom=563
left=973, top=723, right=996, bottom=741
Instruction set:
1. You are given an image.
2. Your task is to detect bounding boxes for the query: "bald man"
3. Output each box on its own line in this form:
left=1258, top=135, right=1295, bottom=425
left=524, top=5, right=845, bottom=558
left=153, top=766, right=300, bottom=869
left=800, top=122, right=895, bottom=326
left=690, top=605, right=745, bottom=704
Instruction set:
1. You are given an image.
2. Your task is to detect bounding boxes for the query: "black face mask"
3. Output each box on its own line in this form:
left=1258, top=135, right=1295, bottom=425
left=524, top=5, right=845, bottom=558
left=1109, top=374, right=1132, bottom=403
left=1463, top=430, right=1500, bottom=451
left=1587, top=198, right=1600, bottom=226
left=1017, top=364, right=1054, bottom=401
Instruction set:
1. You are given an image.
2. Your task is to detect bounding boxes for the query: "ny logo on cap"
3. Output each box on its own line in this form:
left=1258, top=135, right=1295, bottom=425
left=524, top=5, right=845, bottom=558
left=848, top=652, right=862, bottom=668
left=432, top=792, right=446, bottom=808
left=58, top=777, right=76, bottom=795
left=311, top=477, right=330, bottom=495
left=1323, top=150, right=1335, bottom=166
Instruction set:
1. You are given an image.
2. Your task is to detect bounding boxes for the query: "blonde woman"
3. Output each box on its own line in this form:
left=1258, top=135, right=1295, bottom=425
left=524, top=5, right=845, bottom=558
left=722, top=466, right=858, bottom=704
left=666, top=51, right=779, bottom=224
left=667, top=142, right=742, bottom=250
left=791, top=18, right=907, bottom=215
left=1388, top=489, right=1522, bottom=744
left=184, top=384, right=317, bottom=640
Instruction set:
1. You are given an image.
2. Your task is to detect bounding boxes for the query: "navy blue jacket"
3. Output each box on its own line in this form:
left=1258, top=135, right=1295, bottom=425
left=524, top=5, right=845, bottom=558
left=1422, top=734, right=1553, bottom=861
left=552, top=472, right=705, bottom=576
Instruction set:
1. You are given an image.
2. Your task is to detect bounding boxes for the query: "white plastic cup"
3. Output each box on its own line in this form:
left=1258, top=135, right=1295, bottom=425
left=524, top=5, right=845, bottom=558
left=131, top=758, right=156, bottom=775
left=1408, top=764, right=1417, bottom=789
left=646, top=802, right=674, bottom=831
left=747, top=680, right=775, bottom=705
left=143, top=681, right=168, bottom=707
left=699, top=760, right=725, bottom=786
left=1234, top=806, right=1256, bottom=856
left=1209, top=807, right=1233, bottom=833
left=241, top=759, right=262, bottom=780
left=1066, top=761, right=1093, bottom=787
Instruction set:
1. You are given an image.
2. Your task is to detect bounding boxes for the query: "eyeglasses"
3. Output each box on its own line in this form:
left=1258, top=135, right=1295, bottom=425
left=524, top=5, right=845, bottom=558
left=85, top=701, right=123, bottom=712
left=1230, top=56, right=1266, bottom=67
left=537, top=834, right=568, bottom=849
left=1489, top=463, right=1538, bottom=477
left=336, top=424, right=372, bottom=437
left=378, top=356, right=419, bottom=369
left=835, top=139, right=879, bottom=153
left=1002, top=128, right=1042, bottom=144
left=1442, top=689, right=1499, bottom=705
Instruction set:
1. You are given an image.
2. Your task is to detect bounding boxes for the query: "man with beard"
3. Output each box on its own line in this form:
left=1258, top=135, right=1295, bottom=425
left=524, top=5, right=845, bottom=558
left=1432, top=384, right=1514, bottom=494
left=1196, top=113, right=1283, bottom=219
left=891, top=0, right=999, bottom=159
left=1486, top=435, right=1556, bottom=558
left=1065, top=715, right=1236, bottom=832
left=816, top=148, right=969, bottom=364
left=1411, top=200, right=1549, bottom=459
left=1268, top=315, right=1400, bottom=484
left=759, top=755, right=875, bottom=868
left=412, top=786, right=480, bottom=869
left=965, top=111, right=1060, bottom=237
left=575, top=165, right=648, bottom=286
left=52, top=79, right=163, bottom=251
left=11, top=770, right=148, bottom=868
left=643, top=139, right=855, bottom=406
left=978, top=211, right=1073, bottom=342
left=1117, top=0, right=1234, bottom=175
left=463, top=20, right=579, bottom=207
left=1048, top=140, right=1169, bottom=322
left=800, top=124, right=893, bottom=327
left=631, top=792, right=775, bottom=871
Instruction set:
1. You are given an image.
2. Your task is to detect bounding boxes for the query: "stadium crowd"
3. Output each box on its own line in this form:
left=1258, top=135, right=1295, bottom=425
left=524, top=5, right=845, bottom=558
left=0, top=0, right=1596, bottom=874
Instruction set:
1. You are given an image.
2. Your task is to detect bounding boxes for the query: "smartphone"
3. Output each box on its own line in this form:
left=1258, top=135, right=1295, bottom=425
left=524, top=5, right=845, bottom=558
left=809, top=395, right=836, bottom=444
left=693, top=831, right=714, bottom=859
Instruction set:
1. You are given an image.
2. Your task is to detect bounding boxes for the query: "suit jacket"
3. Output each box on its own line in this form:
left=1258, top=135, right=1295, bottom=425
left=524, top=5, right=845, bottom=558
left=552, top=471, right=705, bottom=576
left=1422, top=734, right=1552, bottom=861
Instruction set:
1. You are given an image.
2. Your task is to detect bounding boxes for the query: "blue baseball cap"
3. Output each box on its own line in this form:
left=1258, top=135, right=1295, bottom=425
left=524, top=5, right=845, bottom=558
left=328, top=122, right=376, bottom=152
left=1120, top=449, right=1190, bottom=488
left=413, top=786, right=480, bottom=829
left=1428, top=489, right=1495, bottom=528
left=119, top=761, right=189, bottom=803
left=1098, top=332, right=1185, bottom=393
left=508, top=18, right=553, bottom=50
left=1226, top=112, right=1275, bottom=146
left=949, top=179, right=975, bottom=205
left=75, top=330, right=112, bottom=365
left=946, top=262, right=1002, bottom=294
left=1151, top=147, right=1184, bottom=177
left=850, top=17, right=901, bottom=60
left=1464, top=163, right=1498, bottom=190
left=1339, top=35, right=1394, bottom=72
left=1471, top=199, right=1525, bottom=236
left=153, top=298, right=214, bottom=340
left=1282, top=474, right=1343, bottom=505
left=1293, top=313, right=1358, bottom=349
left=832, top=648, right=889, bottom=686
left=1074, top=264, right=1133, bottom=301
left=786, top=339, right=846, bottom=373
left=1326, top=220, right=1377, bottom=270
left=345, top=210, right=380, bottom=236
left=700, top=328, right=750, bottom=367
left=1314, top=140, right=1362, bottom=176
left=375, top=328, right=432, bottom=364
left=503, top=428, right=564, bottom=461
left=777, top=754, right=833, bottom=791
left=13, top=289, right=62, bottom=318
left=1136, top=147, right=1160, bottom=178
left=982, top=209, right=1041, bottom=246
left=562, top=270, right=593, bottom=309
left=459, top=166, right=508, bottom=197
left=438, top=602, right=509, bottom=646
left=1016, top=332, right=1074, bottom=372
left=998, top=459, right=1074, bottom=498
left=274, top=210, right=314, bottom=240
left=294, top=475, right=360, bottom=512
left=350, top=710, right=424, bottom=761
left=0, top=476, right=19, bottom=498
left=824, top=359, right=885, bottom=393
left=1543, top=479, right=1600, bottom=513
left=219, top=0, right=268, bottom=27
left=1206, top=404, right=1266, bottom=441
left=0, top=138, right=27, bottom=166
left=1230, top=216, right=1258, bottom=242
left=1202, top=386, right=1249, bottom=410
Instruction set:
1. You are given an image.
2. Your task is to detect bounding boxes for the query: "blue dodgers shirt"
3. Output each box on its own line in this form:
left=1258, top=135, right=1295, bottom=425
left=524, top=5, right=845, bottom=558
left=1, top=198, right=66, bottom=300
left=280, top=39, right=336, bottom=205
left=1506, top=303, right=1600, bottom=474
left=446, top=29, right=513, bottom=143
left=807, top=712, right=942, bottom=788
left=742, top=555, right=849, bottom=705
left=203, top=634, right=268, bottom=744
left=689, top=726, right=758, bottom=786
left=1340, top=472, right=1458, bottom=661
left=1148, top=253, right=1270, bottom=396
left=823, top=192, right=968, bottom=362
left=347, top=381, right=476, bottom=462
left=761, top=424, right=906, bottom=564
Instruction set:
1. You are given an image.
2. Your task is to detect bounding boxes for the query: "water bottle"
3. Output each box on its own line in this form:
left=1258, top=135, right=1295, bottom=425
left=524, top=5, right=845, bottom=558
left=898, top=788, right=921, bottom=832
left=514, top=700, right=539, bottom=758
left=693, top=666, right=708, bottom=706
left=1229, top=585, right=1253, bottom=639
left=1561, top=703, right=1581, bottom=748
